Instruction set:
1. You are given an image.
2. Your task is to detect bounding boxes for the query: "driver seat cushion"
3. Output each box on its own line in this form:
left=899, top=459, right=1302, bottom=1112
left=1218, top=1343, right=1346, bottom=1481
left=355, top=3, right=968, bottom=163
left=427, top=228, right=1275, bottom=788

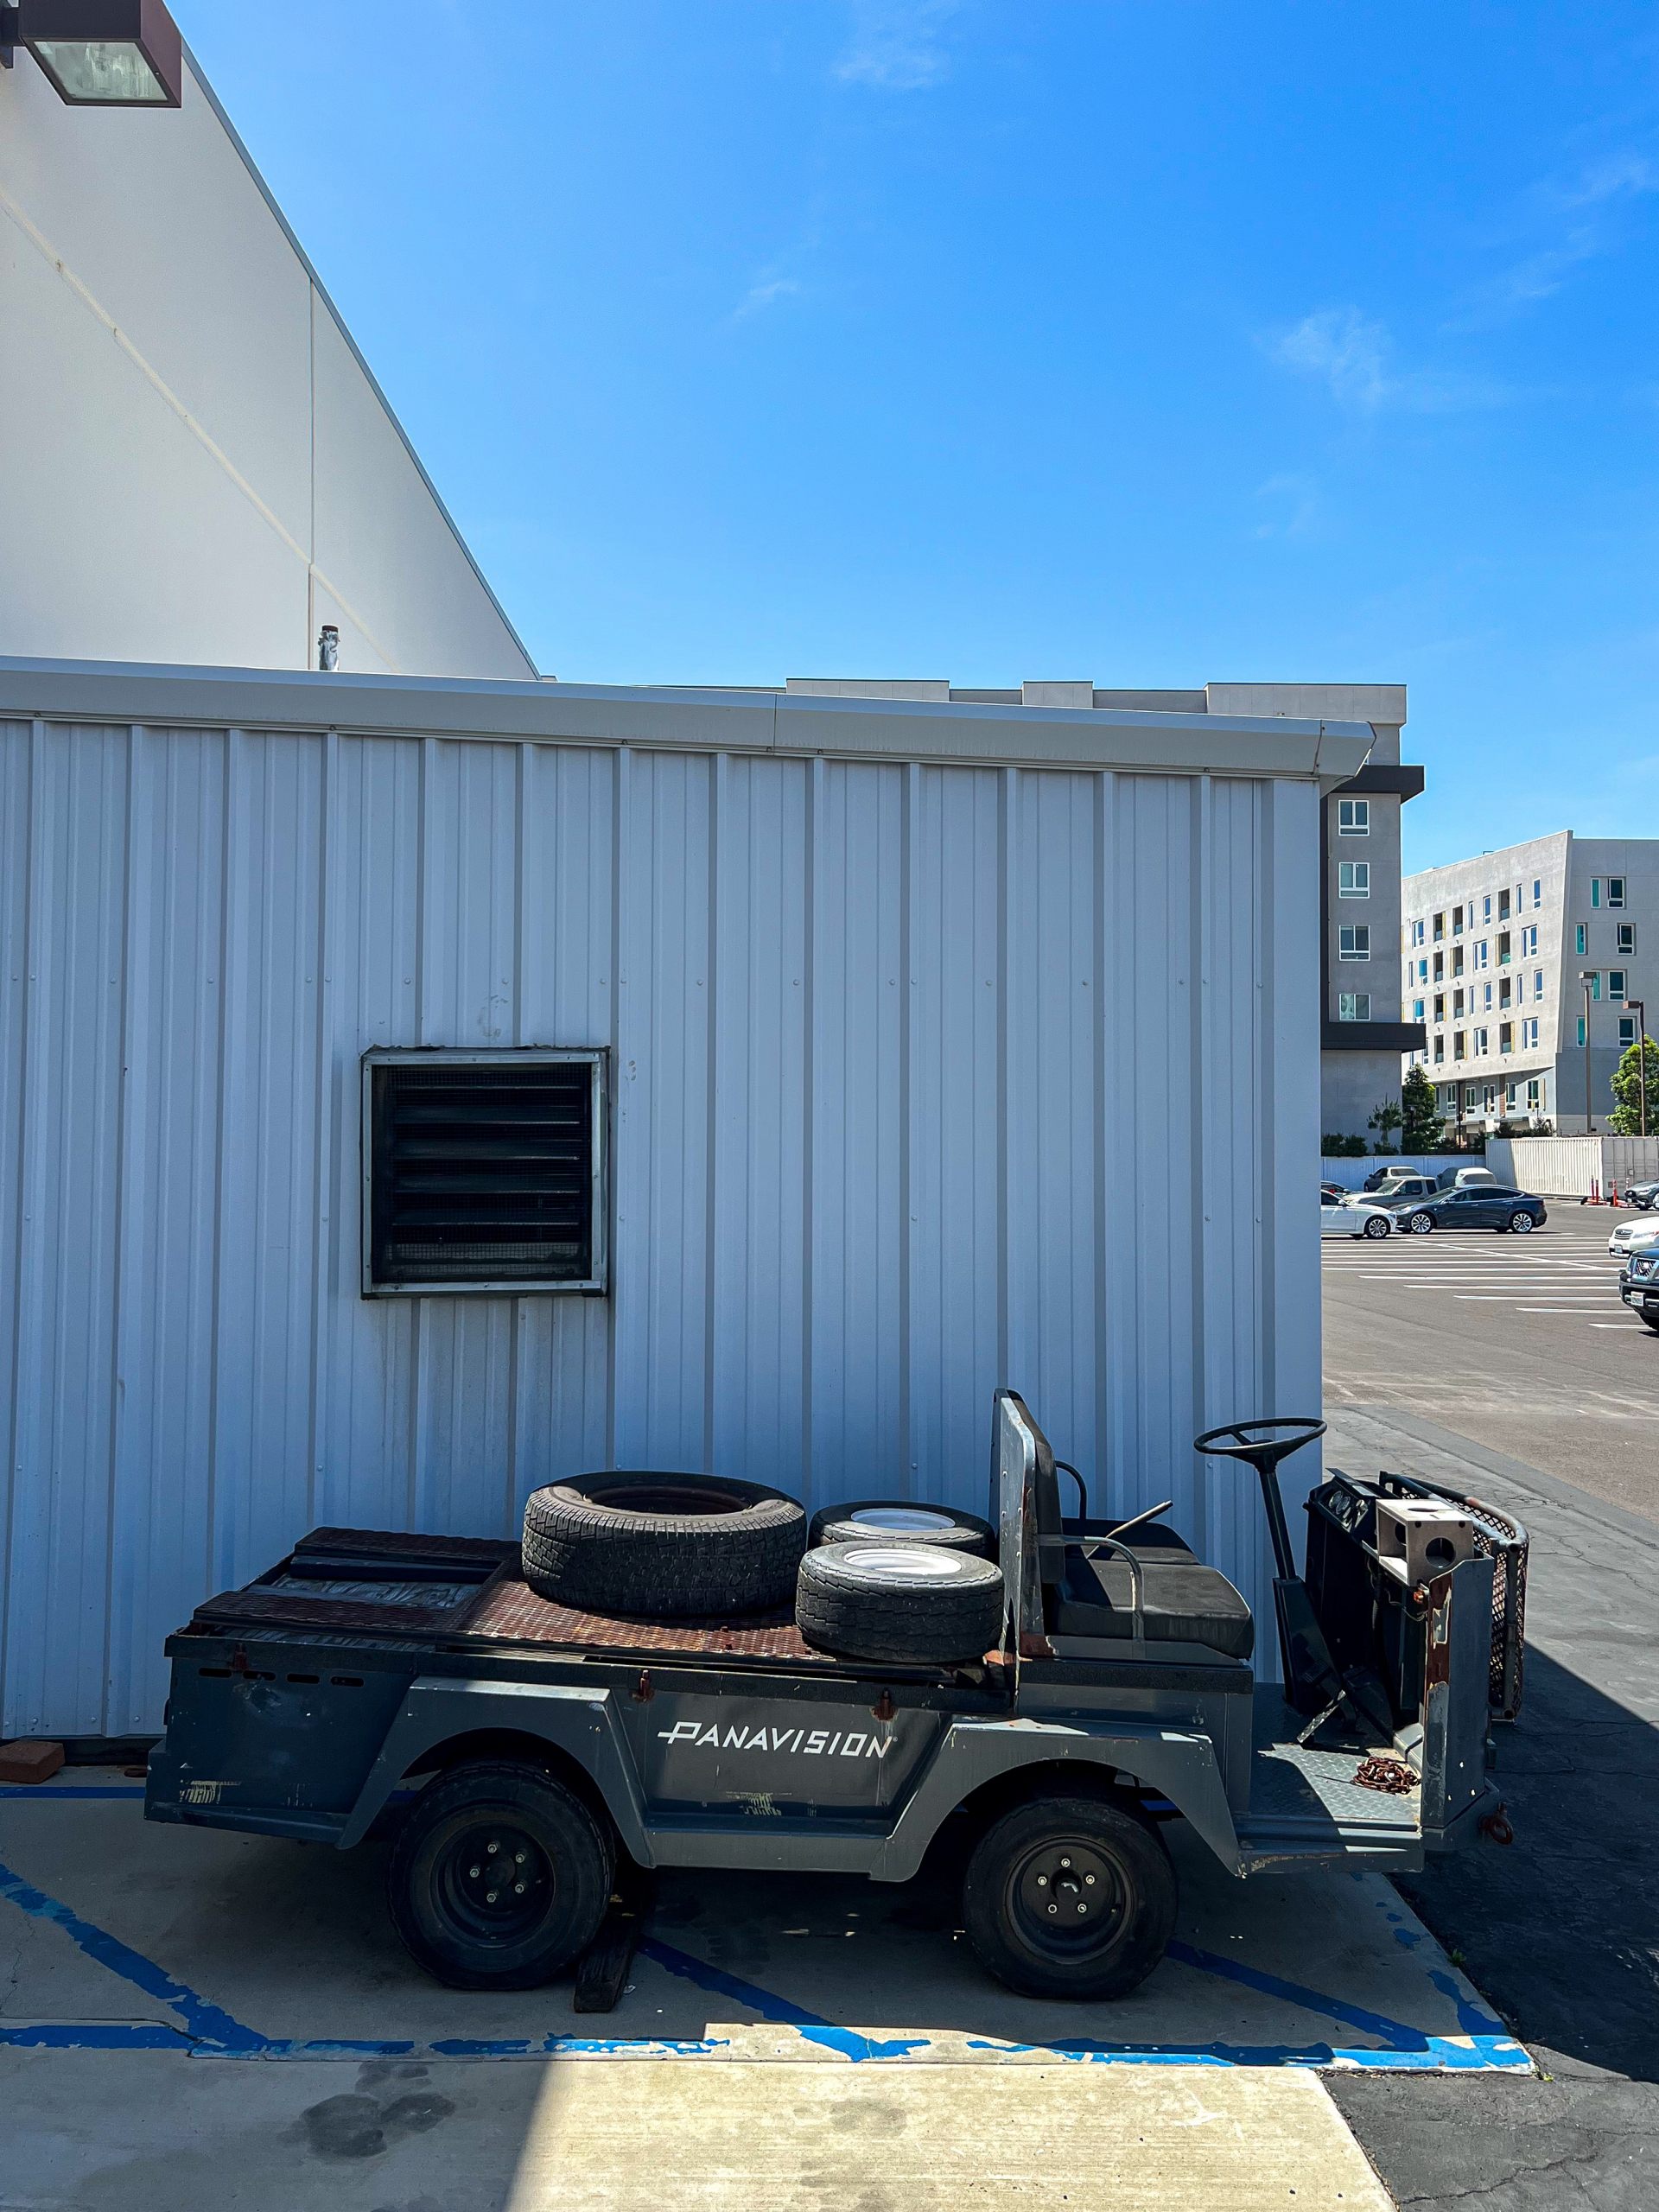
left=1051, top=1549, right=1255, bottom=1661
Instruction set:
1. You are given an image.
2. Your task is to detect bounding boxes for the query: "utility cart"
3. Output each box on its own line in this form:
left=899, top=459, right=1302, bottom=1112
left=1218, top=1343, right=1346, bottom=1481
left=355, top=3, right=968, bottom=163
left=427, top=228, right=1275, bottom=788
left=146, top=1393, right=1522, bottom=2002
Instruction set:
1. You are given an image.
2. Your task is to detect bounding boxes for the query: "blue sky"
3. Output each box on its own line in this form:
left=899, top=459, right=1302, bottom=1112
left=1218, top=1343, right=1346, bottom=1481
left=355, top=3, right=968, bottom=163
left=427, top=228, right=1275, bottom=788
left=185, top=2, right=1659, bottom=871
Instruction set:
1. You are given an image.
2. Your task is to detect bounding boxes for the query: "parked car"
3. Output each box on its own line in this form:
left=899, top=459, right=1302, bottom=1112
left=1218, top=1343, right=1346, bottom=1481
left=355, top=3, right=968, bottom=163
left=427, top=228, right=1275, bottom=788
left=1361, top=1165, right=1400, bottom=1192
left=1320, top=1181, right=1349, bottom=1205
left=1623, top=1179, right=1659, bottom=1212
left=1620, top=1247, right=1659, bottom=1332
left=1607, top=1217, right=1659, bottom=1262
left=1320, top=1195, right=1395, bottom=1240
left=1434, top=1166, right=1497, bottom=1192
left=1395, top=1185, right=1547, bottom=1236
left=1370, top=1173, right=1440, bottom=1211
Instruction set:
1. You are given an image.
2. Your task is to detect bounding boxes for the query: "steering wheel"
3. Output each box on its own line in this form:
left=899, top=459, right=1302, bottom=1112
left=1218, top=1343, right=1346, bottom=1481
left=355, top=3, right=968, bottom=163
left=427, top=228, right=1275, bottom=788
left=1193, top=1418, right=1326, bottom=1583
left=1193, top=1417, right=1326, bottom=1476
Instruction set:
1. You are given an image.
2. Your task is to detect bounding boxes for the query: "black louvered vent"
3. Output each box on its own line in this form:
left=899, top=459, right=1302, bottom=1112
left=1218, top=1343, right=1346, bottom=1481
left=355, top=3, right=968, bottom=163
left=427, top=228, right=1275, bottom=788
left=367, top=1058, right=599, bottom=1289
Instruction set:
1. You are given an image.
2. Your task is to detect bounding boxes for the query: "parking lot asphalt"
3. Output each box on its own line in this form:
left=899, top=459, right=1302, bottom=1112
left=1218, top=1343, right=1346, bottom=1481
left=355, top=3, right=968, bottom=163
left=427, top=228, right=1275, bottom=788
left=1322, top=1205, right=1659, bottom=1522
left=1320, top=1231, right=1659, bottom=2212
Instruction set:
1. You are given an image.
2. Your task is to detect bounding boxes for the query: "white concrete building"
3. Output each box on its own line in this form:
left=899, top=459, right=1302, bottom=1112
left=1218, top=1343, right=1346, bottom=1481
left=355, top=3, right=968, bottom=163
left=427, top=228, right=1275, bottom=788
left=1402, top=834, right=1658, bottom=1134
left=0, top=31, right=534, bottom=679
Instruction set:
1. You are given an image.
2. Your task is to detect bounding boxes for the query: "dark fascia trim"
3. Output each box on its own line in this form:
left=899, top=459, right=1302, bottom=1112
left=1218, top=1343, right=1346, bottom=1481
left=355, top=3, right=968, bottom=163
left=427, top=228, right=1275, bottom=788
left=1323, top=1022, right=1427, bottom=1052
left=1333, top=765, right=1426, bottom=800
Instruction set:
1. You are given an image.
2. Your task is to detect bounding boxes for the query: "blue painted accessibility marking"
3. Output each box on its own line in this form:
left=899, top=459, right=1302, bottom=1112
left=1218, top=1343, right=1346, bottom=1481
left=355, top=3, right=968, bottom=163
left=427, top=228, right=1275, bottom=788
left=0, top=1847, right=1526, bottom=2071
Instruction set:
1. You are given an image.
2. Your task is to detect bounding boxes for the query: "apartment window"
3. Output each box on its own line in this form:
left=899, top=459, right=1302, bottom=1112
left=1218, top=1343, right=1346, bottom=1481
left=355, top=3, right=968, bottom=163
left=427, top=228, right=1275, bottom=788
left=1610, top=969, right=1626, bottom=1000
left=1454, top=1032, right=1467, bottom=1061
left=1417, top=957, right=1428, bottom=982
left=1586, top=973, right=1603, bottom=1001
left=1433, top=993, right=1445, bottom=1021
left=1522, top=924, right=1537, bottom=957
left=1527, top=1077, right=1541, bottom=1109
left=1433, top=950, right=1445, bottom=982
left=1522, top=1017, right=1539, bottom=1049
left=1575, top=924, right=1587, bottom=956
left=1452, top=906, right=1465, bottom=935
left=1338, top=925, right=1370, bottom=961
left=1618, top=925, right=1635, bottom=955
left=1452, top=946, right=1465, bottom=977
left=1609, top=876, right=1625, bottom=908
left=1411, top=919, right=1425, bottom=947
left=1505, top=1079, right=1518, bottom=1109
left=1534, top=969, right=1544, bottom=1001
left=1412, top=998, right=1425, bottom=1021
left=1497, top=931, right=1510, bottom=965
left=1499, top=1023, right=1513, bottom=1055
left=1338, top=861, right=1370, bottom=898
left=1592, top=880, right=1601, bottom=909
left=1483, top=982, right=1493, bottom=1010
left=1337, top=798, right=1370, bottom=835
left=1532, top=880, right=1541, bottom=908
left=1499, top=978, right=1511, bottom=1009
left=1498, top=888, right=1510, bottom=920
left=1483, top=895, right=1492, bottom=924
left=1484, top=1084, right=1498, bottom=1113
left=1338, top=992, right=1371, bottom=1020
left=1474, top=1027, right=1489, bottom=1056
left=1433, top=912, right=1445, bottom=941
left=1453, top=988, right=1465, bottom=1018
left=361, top=1048, right=607, bottom=1294
left=1578, top=1017, right=1586, bottom=1046
left=1433, top=1034, right=1446, bottom=1064
left=1465, top=1085, right=1479, bottom=1109
left=1620, top=1016, right=1637, bottom=1048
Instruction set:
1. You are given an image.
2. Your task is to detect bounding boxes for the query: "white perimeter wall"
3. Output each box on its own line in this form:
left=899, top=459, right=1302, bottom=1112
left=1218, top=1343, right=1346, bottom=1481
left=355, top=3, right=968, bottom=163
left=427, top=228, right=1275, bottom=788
left=0, top=50, right=533, bottom=682
left=0, top=715, right=1322, bottom=1734
left=1487, top=1135, right=1659, bottom=1196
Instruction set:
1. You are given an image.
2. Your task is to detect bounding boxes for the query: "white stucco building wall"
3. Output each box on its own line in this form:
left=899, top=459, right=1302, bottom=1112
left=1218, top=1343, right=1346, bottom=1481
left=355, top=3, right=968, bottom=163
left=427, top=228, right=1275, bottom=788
left=0, top=41, right=534, bottom=681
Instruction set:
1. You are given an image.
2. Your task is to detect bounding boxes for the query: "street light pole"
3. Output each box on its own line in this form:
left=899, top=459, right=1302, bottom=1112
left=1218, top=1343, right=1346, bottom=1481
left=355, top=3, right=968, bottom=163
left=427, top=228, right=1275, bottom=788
left=1630, top=999, right=1649, bottom=1141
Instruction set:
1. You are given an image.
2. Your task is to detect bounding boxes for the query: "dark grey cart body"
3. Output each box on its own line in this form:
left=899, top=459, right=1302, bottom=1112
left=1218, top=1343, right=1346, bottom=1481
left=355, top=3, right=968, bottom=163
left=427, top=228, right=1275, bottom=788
left=147, top=1395, right=1507, bottom=1900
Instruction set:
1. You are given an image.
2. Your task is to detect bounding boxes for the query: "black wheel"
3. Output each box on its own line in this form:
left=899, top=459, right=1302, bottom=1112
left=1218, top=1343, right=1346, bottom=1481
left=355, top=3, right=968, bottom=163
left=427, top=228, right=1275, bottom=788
left=1408, top=1211, right=1434, bottom=1235
left=387, top=1761, right=613, bottom=1991
left=1508, top=1211, right=1535, bottom=1234
left=796, top=1542, right=1004, bottom=1664
left=808, top=1499, right=994, bottom=1556
left=1363, top=1213, right=1390, bottom=1239
left=963, top=1791, right=1177, bottom=2000
left=522, top=1471, right=805, bottom=1618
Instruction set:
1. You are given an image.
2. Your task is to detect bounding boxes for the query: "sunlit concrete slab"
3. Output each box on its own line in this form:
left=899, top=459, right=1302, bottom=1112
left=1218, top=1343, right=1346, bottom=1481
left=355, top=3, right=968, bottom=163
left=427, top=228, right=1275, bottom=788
left=0, top=2044, right=1390, bottom=2211
left=1, top=1782, right=1524, bottom=2070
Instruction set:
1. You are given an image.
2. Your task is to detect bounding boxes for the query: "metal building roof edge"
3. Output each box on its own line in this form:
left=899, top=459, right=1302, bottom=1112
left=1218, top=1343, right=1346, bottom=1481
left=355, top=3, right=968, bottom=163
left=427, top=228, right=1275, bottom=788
left=0, top=657, right=1375, bottom=784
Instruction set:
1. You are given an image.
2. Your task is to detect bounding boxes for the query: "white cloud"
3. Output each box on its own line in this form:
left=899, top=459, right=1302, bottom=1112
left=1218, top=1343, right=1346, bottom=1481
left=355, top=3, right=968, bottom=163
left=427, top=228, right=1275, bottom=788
left=835, top=0, right=960, bottom=91
left=1253, top=473, right=1319, bottom=540
left=1457, top=149, right=1659, bottom=322
left=734, top=276, right=802, bottom=320
left=1265, top=308, right=1510, bottom=415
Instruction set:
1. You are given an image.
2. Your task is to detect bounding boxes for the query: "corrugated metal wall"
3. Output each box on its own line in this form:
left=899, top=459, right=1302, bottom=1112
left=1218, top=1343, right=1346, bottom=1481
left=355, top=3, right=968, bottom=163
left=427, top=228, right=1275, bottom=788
left=0, top=715, right=1321, bottom=1735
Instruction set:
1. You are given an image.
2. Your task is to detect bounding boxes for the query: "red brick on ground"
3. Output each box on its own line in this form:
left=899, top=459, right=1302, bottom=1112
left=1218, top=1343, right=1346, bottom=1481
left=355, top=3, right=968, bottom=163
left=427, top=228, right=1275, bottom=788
left=0, top=1738, right=65, bottom=1784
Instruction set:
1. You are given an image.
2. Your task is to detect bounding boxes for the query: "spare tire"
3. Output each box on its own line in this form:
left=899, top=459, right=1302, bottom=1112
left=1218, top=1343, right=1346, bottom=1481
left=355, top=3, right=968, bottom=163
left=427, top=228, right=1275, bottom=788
left=522, top=1472, right=805, bottom=1618
left=808, top=1500, right=995, bottom=1558
left=796, top=1543, right=1004, bottom=1664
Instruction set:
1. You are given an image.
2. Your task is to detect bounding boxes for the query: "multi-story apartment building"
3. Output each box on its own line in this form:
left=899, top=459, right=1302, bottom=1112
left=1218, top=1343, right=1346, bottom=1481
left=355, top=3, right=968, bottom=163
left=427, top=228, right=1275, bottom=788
left=1401, top=834, right=1657, bottom=1133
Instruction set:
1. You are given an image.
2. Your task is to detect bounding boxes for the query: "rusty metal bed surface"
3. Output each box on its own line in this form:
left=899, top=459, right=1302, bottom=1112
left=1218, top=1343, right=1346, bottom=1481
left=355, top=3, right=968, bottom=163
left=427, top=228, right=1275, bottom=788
left=184, top=1525, right=857, bottom=1671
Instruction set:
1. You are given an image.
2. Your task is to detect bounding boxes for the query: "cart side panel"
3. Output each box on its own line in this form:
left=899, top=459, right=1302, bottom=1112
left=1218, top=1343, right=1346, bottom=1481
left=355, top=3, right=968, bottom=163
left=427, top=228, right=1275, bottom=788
left=147, top=1639, right=416, bottom=1838
left=639, top=1690, right=942, bottom=1819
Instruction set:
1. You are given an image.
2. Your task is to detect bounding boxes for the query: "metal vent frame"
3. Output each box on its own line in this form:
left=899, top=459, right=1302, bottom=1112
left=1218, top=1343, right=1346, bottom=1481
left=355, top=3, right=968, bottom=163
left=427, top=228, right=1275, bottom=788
left=360, top=1047, right=607, bottom=1298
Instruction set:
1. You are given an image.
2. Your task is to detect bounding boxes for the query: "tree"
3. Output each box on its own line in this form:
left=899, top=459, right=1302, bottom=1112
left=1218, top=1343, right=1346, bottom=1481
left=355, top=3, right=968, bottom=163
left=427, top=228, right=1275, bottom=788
left=1610, top=1034, right=1659, bottom=1136
left=1321, top=1131, right=1368, bottom=1158
left=1400, top=1065, right=1445, bottom=1154
left=1367, top=1096, right=1404, bottom=1154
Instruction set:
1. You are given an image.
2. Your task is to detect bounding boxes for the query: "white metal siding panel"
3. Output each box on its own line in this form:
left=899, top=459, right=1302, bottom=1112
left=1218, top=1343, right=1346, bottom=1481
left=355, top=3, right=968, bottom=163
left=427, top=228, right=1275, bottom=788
left=0, top=717, right=1325, bottom=1732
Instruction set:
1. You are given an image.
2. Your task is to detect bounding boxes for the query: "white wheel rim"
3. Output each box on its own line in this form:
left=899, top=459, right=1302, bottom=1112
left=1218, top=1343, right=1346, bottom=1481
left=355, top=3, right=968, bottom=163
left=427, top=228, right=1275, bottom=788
left=835, top=1546, right=975, bottom=1584
left=848, top=1507, right=958, bottom=1533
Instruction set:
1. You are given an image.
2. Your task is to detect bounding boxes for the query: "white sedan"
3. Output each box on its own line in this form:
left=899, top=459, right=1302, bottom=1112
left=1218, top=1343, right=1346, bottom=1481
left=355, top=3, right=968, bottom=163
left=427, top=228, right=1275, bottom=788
left=1321, top=1196, right=1395, bottom=1241
left=1608, top=1217, right=1659, bottom=1261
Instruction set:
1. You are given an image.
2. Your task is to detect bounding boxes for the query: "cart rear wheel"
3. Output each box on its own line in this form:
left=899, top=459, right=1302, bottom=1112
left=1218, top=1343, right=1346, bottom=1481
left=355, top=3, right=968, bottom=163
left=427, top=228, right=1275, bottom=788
left=963, top=1791, right=1176, bottom=2000
left=388, top=1761, right=613, bottom=1990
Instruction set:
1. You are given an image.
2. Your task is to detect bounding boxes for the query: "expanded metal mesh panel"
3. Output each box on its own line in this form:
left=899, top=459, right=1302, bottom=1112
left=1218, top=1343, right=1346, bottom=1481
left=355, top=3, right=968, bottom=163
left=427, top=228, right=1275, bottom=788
left=367, top=1058, right=598, bottom=1288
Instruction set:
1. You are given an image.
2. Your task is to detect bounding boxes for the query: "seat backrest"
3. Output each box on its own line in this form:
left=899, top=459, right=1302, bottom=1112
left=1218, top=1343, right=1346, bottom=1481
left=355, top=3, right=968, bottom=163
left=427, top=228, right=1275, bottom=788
left=994, top=1389, right=1065, bottom=1590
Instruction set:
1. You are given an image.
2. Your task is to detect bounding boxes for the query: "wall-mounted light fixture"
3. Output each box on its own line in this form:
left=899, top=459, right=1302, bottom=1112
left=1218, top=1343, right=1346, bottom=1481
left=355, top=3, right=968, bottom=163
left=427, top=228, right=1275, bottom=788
left=0, top=1, right=183, bottom=108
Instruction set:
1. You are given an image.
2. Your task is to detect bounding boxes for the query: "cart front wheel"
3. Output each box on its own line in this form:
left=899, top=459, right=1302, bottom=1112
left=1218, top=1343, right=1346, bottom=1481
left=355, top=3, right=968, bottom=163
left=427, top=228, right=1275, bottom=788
left=963, top=1791, right=1176, bottom=2000
left=388, top=1760, right=613, bottom=1990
